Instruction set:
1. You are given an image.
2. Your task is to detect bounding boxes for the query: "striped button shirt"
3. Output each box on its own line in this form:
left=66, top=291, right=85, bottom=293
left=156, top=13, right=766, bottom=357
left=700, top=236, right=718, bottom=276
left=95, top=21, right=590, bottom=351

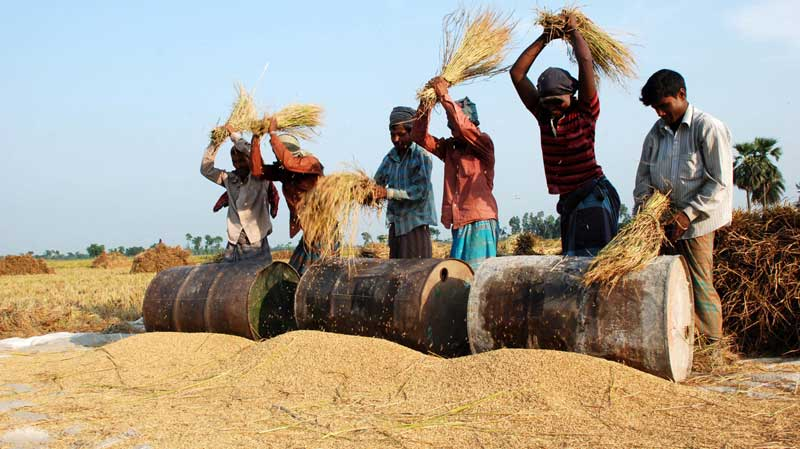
left=533, top=93, right=605, bottom=194
left=374, top=143, right=438, bottom=236
left=633, top=105, right=733, bottom=239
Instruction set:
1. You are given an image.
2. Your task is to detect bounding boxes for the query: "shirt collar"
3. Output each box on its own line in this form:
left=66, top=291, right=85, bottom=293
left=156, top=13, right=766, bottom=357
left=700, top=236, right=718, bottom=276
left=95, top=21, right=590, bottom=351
left=660, top=104, right=694, bottom=134
left=388, top=143, right=417, bottom=162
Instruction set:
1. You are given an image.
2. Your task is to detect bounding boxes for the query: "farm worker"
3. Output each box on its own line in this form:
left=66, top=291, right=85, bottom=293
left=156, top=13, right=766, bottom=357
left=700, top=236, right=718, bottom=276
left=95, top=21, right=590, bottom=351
left=201, top=125, right=273, bottom=262
left=634, top=69, right=733, bottom=340
left=412, top=76, right=499, bottom=270
left=372, top=106, right=438, bottom=258
left=249, top=117, right=326, bottom=275
left=510, top=13, right=620, bottom=256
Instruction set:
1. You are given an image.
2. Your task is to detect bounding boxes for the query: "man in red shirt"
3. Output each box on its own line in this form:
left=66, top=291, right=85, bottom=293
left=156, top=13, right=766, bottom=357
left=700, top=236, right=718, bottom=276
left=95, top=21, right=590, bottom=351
left=509, top=13, right=620, bottom=256
left=412, top=77, right=499, bottom=270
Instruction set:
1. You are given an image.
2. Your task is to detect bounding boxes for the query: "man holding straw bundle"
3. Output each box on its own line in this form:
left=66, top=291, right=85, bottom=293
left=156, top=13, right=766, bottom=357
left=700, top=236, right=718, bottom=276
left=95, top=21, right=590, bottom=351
left=510, top=13, right=620, bottom=256
left=372, top=107, right=438, bottom=259
left=245, top=117, right=326, bottom=275
left=412, top=77, right=499, bottom=270
left=201, top=125, right=273, bottom=263
left=635, top=69, right=733, bottom=341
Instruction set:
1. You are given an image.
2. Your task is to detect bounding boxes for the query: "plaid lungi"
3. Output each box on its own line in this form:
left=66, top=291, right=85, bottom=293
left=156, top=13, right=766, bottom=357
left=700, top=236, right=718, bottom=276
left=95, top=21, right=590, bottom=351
left=450, top=219, right=498, bottom=271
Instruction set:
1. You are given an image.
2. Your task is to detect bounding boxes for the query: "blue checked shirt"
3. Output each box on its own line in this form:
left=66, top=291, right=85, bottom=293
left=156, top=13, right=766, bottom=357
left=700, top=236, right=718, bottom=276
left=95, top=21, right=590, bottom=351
left=374, top=143, right=438, bottom=236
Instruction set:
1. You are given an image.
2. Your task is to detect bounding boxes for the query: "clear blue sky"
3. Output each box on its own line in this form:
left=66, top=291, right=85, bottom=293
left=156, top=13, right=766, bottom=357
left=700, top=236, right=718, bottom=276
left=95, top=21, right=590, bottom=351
left=1, top=0, right=798, bottom=255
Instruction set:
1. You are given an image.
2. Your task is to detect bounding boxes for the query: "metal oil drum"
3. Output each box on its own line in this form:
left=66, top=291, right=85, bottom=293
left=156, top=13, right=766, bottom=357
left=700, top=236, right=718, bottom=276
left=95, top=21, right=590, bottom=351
left=294, top=258, right=474, bottom=357
left=142, top=260, right=299, bottom=340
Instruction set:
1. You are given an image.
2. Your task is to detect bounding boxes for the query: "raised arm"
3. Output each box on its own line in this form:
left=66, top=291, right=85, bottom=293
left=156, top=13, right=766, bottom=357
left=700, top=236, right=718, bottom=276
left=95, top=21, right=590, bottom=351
left=566, top=14, right=597, bottom=104
left=267, top=118, right=323, bottom=175
left=200, top=130, right=227, bottom=186
left=510, top=33, right=551, bottom=114
left=411, top=99, right=446, bottom=161
left=432, top=78, right=494, bottom=163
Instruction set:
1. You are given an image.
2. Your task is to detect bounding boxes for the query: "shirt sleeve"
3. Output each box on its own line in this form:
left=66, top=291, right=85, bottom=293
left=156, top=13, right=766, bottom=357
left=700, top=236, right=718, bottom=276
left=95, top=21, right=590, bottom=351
left=373, top=156, right=390, bottom=186
left=632, top=128, right=657, bottom=214
left=411, top=107, right=446, bottom=161
left=387, top=151, right=432, bottom=201
left=269, top=133, right=324, bottom=175
left=682, top=119, right=733, bottom=222
left=579, top=92, right=600, bottom=121
left=200, top=142, right=227, bottom=186
left=439, top=92, right=494, bottom=162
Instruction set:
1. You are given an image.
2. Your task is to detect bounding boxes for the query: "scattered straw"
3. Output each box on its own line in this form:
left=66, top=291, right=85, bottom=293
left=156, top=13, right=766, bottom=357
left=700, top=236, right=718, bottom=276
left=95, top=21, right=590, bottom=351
left=0, top=255, right=53, bottom=276
left=298, top=169, right=383, bottom=259
left=714, top=206, right=800, bottom=354
left=536, top=7, right=636, bottom=85
left=130, top=243, right=193, bottom=274
left=583, top=191, right=670, bottom=288
left=250, top=104, right=324, bottom=140
left=417, top=8, right=515, bottom=111
left=91, top=251, right=130, bottom=269
left=210, top=83, right=258, bottom=146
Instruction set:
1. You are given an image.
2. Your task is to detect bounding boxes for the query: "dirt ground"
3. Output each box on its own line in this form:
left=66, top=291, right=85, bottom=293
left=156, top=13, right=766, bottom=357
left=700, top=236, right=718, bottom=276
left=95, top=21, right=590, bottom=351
left=1, top=331, right=798, bottom=449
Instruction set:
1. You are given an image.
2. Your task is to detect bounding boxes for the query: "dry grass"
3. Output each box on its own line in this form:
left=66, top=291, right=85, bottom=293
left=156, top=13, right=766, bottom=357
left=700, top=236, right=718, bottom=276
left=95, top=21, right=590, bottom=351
left=417, top=8, right=515, bottom=111
left=714, top=206, right=800, bottom=355
left=507, top=232, right=562, bottom=256
left=1, top=331, right=798, bottom=448
left=298, top=168, right=383, bottom=259
left=536, top=7, right=636, bottom=85
left=0, top=259, right=152, bottom=338
left=210, top=83, right=259, bottom=146
left=583, top=191, right=670, bottom=289
left=91, top=251, right=130, bottom=269
left=130, top=243, right=193, bottom=274
left=359, top=241, right=451, bottom=259
left=0, top=254, right=53, bottom=276
left=250, top=104, right=324, bottom=140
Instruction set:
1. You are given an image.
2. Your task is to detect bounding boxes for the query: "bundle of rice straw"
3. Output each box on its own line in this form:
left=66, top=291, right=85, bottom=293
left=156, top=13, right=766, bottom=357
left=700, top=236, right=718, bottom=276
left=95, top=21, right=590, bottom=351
left=417, top=8, right=515, bottom=112
left=210, top=83, right=258, bottom=146
left=536, top=7, right=636, bottom=85
left=298, top=169, right=383, bottom=259
left=249, top=104, right=324, bottom=140
left=583, top=191, right=670, bottom=289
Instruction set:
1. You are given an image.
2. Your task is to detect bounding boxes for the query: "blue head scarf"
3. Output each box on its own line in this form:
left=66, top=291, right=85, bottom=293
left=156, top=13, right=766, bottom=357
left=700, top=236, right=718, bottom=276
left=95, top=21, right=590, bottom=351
left=456, top=97, right=479, bottom=126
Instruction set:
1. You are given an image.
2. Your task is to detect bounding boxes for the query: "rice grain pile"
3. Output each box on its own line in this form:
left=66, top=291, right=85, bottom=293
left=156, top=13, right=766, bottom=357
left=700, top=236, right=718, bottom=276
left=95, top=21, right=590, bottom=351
left=536, top=7, right=636, bottom=85
left=298, top=169, right=383, bottom=259
left=209, top=83, right=258, bottom=146
left=417, top=8, right=515, bottom=112
left=714, top=206, right=800, bottom=354
left=583, top=191, right=670, bottom=288
left=0, top=254, right=53, bottom=276
left=2, top=331, right=797, bottom=448
left=130, top=243, right=193, bottom=274
left=250, top=104, right=324, bottom=140
left=91, top=251, right=130, bottom=269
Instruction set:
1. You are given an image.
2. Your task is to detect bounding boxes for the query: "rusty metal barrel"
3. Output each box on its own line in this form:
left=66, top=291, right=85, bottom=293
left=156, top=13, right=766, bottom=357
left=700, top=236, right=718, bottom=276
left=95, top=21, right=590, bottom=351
left=143, top=261, right=299, bottom=340
left=295, top=258, right=474, bottom=357
left=468, top=256, right=694, bottom=381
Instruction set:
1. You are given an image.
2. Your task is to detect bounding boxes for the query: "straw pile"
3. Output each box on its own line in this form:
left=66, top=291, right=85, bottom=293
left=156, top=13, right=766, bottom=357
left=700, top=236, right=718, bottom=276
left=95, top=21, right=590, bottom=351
left=510, top=232, right=562, bottom=256
left=0, top=255, right=53, bottom=276
left=298, top=169, right=383, bottom=259
left=130, top=243, right=193, bottom=274
left=583, top=191, right=671, bottom=288
left=536, top=7, right=636, bottom=85
left=3, top=331, right=798, bottom=448
left=90, top=251, right=129, bottom=269
left=417, top=8, right=515, bottom=112
left=250, top=104, right=323, bottom=140
left=209, top=83, right=258, bottom=146
left=714, top=206, right=800, bottom=354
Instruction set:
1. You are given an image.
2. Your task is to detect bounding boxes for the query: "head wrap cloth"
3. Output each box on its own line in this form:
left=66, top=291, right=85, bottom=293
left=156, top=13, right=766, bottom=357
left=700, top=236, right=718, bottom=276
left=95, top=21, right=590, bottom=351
left=390, top=99, right=480, bottom=128
left=537, top=67, right=579, bottom=97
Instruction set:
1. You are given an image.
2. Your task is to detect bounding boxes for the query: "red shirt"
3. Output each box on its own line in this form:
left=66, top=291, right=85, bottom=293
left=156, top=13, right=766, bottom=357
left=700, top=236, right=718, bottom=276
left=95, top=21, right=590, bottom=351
left=534, top=93, right=604, bottom=195
left=412, top=92, right=498, bottom=230
left=252, top=134, right=324, bottom=238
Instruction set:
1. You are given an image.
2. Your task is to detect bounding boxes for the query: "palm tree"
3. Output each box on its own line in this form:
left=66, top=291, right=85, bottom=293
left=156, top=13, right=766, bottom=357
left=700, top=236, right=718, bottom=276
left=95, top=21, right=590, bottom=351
left=733, top=137, right=784, bottom=210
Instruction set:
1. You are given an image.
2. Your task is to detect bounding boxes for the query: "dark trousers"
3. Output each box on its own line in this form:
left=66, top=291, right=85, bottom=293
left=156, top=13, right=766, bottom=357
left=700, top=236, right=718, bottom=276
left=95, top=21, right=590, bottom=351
left=663, top=232, right=723, bottom=339
left=557, top=176, right=620, bottom=256
left=389, top=224, right=432, bottom=259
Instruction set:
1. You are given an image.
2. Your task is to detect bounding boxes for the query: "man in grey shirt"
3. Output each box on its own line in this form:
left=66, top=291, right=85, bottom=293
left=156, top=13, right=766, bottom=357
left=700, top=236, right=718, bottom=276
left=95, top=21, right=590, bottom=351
left=634, top=69, right=733, bottom=340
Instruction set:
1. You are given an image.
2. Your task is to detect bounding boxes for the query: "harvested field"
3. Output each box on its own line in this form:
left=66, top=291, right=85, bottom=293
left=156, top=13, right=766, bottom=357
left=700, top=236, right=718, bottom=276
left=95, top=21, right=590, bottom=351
left=505, top=232, right=562, bottom=256
left=0, top=254, right=53, bottom=276
left=90, top=251, right=130, bottom=269
left=714, top=207, right=800, bottom=355
left=0, top=259, right=152, bottom=338
left=359, top=241, right=450, bottom=259
left=0, top=331, right=797, bottom=448
left=130, top=243, right=193, bottom=274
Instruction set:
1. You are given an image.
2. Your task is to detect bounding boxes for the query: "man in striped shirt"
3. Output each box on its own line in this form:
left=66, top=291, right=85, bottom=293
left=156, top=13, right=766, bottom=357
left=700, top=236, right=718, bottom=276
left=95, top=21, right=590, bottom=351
left=372, top=107, right=438, bottom=258
left=635, top=69, right=733, bottom=340
left=510, top=13, right=620, bottom=256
